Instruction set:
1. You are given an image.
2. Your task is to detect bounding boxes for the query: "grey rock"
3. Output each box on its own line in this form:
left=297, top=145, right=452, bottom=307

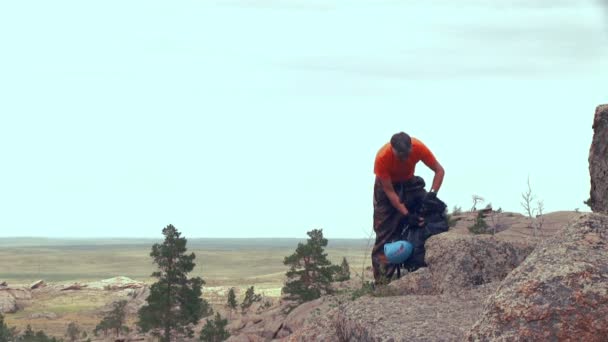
left=30, top=280, right=45, bottom=290
left=589, top=104, right=608, bottom=214
left=467, top=213, right=608, bottom=341
left=226, top=334, right=251, bottom=342
left=426, top=233, right=534, bottom=293
left=28, top=312, right=59, bottom=319
left=389, top=232, right=533, bottom=295
left=0, top=290, right=17, bottom=313
left=328, top=284, right=497, bottom=342
left=227, top=318, right=246, bottom=331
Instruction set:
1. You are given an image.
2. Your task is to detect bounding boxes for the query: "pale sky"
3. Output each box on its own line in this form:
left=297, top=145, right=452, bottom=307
left=1, top=0, right=607, bottom=238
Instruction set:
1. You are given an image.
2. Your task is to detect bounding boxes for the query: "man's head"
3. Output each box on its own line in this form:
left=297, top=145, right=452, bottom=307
left=390, top=132, right=412, bottom=161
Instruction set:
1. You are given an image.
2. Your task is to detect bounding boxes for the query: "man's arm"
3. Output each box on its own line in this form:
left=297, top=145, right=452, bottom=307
left=428, top=161, right=445, bottom=193
left=379, top=177, right=409, bottom=216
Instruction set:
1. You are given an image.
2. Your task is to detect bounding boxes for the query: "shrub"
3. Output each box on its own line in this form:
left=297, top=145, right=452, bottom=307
left=199, top=312, right=229, bottom=342
left=451, top=205, right=462, bottom=215
left=350, top=281, right=374, bottom=300
left=334, top=257, right=351, bottom=282
left=65, top=322, right=81, bottom=342
left=468, top=211, right=490, bottom=234
left=96, top=300, right=129, bottom=338
left=240, top=286, right=262, bottom=312
left=0, top=313, right=16, bottom=341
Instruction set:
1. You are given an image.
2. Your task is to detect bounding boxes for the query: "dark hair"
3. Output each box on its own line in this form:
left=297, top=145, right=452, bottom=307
left=390, top=132, right=412, bottom=153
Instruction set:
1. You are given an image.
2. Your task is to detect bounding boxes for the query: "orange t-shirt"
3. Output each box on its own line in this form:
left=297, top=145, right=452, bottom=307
left=374, top=137, right=438, bottom=182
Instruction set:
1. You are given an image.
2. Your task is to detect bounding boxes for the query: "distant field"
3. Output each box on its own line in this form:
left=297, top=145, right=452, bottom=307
left=0, top=238, right=374, bottom=292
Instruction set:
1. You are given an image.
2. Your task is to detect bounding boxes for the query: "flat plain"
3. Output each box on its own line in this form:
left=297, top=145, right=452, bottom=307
left=0, top=237, right=373, bottom=294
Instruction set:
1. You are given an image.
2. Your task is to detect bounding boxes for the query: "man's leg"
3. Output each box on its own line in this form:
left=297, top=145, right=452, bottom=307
left=371, top=178, right=404, bottom=284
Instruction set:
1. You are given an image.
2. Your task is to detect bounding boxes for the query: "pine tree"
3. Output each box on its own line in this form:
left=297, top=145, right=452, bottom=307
left=137, top=224, right=212, bottom=341
left=240, top=286, right=261, bottom=313
left=335, top=257, right=351, bottom=281
left=65, top=322, right=80, bottom=342
left=0, top=313, right=16, bottom=342
left=468, top=211, right=490, bottom=234
left=15, top=324, right=61, bottom=342
left=226, top=288, right=238, bottom=317
left=96, top=300, right=129, bottom=338
left=199, top=312, right=229, bottom=342
left=94, top=319, right=110, bottom=338
left=282, top=229, right=336, bottom=304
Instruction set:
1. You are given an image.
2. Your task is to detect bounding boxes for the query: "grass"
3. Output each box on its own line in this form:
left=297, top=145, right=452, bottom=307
left=0, top=239, right=371, bottom=287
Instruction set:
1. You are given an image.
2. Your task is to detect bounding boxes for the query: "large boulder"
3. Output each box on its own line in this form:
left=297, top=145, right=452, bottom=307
left=0, top=288, right=31, bottom=313
left=326, top=284, right=497, bottom=342
left=467, top=213, right=608, bottom=341
left=389, top=232, right=534, bottom=295
left=87, top=276, right=145, bottom=290
left=0, top=290, right=17, bottom=313
left=589, top=104, right=608, bottom=214
left=274, top=298, right=324, bottom=338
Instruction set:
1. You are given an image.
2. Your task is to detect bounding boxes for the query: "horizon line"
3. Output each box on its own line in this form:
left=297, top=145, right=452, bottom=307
left=0, top=236, right=369, bottom=240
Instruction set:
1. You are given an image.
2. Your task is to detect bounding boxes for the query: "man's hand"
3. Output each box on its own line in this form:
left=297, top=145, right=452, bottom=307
left=425, top=191, right=437, bottom=201
left=407, top=213, right=425, bottom=226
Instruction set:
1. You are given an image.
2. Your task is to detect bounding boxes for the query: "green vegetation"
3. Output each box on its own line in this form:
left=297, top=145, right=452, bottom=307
left=282, top=229, right=336, bottom=304
left=468, top=211, right=490, bottom=234
left=95, top=300, right=129, bottom=338
left=226, top=288, right=237, bottom=310
left=334, top=257, right=350, bottom=282
left=0, top=317, right=62, bottom=342
left=199, top=312, right=230, bottom=342
left=350, top=281, right=374, bottom=300
left=65, top=323, right=80, bottom=342
left=240, top=286, right=262, bottom=312
left=137, top=225, right=211, bottom=342
left=16, top=325, right=61, bottom=342
left=0, top=313, right=16, bottom=342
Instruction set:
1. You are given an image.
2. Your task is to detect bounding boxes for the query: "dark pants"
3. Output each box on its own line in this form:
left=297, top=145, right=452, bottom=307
left=371, top=176, right=427, bottom=283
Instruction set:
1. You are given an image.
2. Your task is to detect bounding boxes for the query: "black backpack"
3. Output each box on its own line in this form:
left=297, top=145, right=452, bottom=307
left=397, top=192, right=448, bottom=275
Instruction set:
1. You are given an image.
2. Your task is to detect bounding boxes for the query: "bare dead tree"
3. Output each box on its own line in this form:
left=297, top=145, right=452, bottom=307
left=534, top=200, right=545, bottom=233
left=521, top=176, right=536, bottom=230
left=471, top=195, right=485, bottom=212
left=359, top=227, right=375, bottom=287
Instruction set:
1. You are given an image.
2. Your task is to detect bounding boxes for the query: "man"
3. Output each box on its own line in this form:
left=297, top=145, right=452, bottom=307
left=372, top=132, right=445, bottom=283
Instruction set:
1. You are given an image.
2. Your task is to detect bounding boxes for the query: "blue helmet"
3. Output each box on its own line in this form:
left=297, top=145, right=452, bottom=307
left=384, top=240, right=414, bottom=265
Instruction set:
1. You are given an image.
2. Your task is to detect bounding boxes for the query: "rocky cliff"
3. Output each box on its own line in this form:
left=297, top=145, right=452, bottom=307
left=467, top=213, right=608, bottom=341
left=589, top=104, right=608, bottom=214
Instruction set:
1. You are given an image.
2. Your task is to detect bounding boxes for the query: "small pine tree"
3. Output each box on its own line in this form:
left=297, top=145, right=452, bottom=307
left=0, top=313, right=16, bottom=342
left=96, top=300, right=129, bottom=338
left=240, top=286, right=261, bottom=312
left=468, top=211, right=490, bottom=234
left=20, top=325, right=36, bottom=340
left=227, top=288, right=237, bottom=311
left=334, top=257, right=350, bottom=282
left=16, top=324, right=61, bottom=342
left=94, top=319, right=110, bottom=338
left=199, top=312, right=230, bottom=342
left=282, top=229, right=336, bottom=304
left=137, top=224, right=212, bottom=342
left=66, top=322, right=80, bottom=342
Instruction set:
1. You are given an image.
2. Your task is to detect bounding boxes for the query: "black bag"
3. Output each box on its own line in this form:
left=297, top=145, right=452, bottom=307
left=399, top=192, right=448, bottom=273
